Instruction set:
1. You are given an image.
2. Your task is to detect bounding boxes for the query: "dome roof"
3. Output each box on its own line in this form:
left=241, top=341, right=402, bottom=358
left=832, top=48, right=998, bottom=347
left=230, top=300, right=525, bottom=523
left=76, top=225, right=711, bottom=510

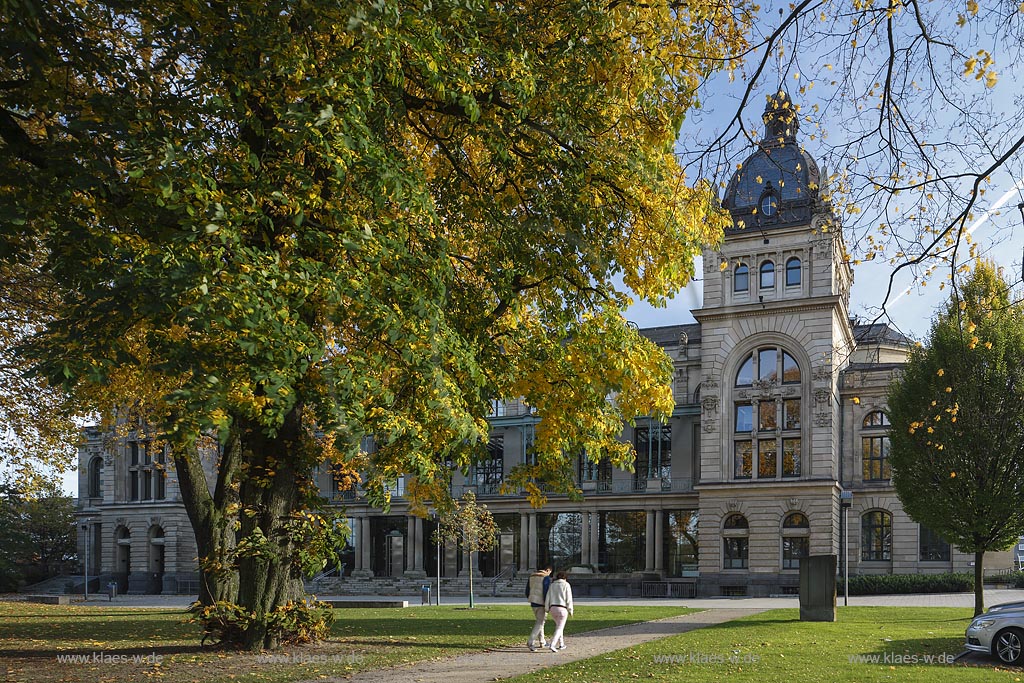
left=722, top=91, right=822, bottom=228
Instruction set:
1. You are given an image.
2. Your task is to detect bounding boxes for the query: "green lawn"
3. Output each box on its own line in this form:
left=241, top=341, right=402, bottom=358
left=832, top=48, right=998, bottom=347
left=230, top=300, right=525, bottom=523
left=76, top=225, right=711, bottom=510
left=508, top=607, right=1023, bottom=682
left=0, top=600, right=696, bottom=683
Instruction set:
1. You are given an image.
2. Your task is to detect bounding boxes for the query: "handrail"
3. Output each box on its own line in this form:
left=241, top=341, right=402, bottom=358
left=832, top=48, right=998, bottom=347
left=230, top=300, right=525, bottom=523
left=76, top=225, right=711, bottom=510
left=491, top=565, right=517, bottom=596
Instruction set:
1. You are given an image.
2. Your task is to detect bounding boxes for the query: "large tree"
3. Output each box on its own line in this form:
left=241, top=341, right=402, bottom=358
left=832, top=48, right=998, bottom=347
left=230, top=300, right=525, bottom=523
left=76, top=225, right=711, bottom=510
left=2, top=1, right=748, bottom=649
left=888, top=261, right=1024, bottom=615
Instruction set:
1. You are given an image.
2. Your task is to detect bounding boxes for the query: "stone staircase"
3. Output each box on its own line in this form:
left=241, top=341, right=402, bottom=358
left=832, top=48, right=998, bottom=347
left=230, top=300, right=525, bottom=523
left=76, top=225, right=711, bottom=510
left=19, top=575, right=98, bottom=595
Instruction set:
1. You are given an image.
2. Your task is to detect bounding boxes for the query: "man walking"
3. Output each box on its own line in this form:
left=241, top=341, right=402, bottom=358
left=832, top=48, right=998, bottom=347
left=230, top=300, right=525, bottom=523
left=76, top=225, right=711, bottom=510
left=526, top=565, right=552, bottom=651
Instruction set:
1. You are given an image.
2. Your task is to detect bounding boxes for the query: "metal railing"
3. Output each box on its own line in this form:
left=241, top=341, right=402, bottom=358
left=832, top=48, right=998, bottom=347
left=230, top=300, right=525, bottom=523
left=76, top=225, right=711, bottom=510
left=641, top=581, right=697, bottom=598
left=490, top=565, right=517, bottom=596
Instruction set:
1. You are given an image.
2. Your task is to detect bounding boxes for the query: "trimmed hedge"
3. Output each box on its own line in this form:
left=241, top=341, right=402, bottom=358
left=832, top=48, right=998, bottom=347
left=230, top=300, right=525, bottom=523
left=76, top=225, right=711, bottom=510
left=837, top=572, right=974, bottom=595
left=1005, top=571, right=1024, bottom=589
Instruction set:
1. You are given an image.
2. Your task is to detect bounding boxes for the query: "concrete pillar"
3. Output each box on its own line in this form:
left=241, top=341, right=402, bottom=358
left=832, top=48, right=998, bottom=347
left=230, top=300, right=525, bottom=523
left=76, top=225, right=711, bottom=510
left=645, top=511, right=656, bottom=571
left=655, top=510, right=665, bottom=573
left=361, top=517, right=373, bottom=576
left=352, top=517, right=363, bottom=571
left=580, top=512, right=590, bottom=567
left=519, top=513, right=529, bottom=571
left=589, top=512, right=600, bottom=566
left=528, top=513, right=538, bottom=570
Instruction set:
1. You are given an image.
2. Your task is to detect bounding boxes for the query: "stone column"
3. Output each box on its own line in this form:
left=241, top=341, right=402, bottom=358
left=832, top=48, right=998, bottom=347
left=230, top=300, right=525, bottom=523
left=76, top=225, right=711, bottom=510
left=645, top=511, right=656, bottom=571
left=414, top=517, right=424, bottom=573
left=361, top=517, right=373, bottom=576
left=353, top=516, right=364, bottom=572
left=655, top=510, right=665, bottom=573
left=580, top=512, right=590, bottom=567
left=589, top=512, right=600, bottom=566
left=528, top=513, right=538, bottom=570
left=519, top=513, right=529, bottom=572
left=406, top=516, right=416, bottom=573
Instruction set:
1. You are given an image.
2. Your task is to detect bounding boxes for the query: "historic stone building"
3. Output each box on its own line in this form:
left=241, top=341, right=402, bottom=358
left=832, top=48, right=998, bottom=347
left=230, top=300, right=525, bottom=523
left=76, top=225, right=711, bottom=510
left=75, top=93, right=1011, bottom=596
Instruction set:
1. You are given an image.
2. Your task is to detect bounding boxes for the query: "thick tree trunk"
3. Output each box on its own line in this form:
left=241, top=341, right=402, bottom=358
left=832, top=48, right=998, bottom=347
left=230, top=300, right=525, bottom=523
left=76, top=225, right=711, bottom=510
left=974, top=551, right=985, bottom=616
left=235, top=405, right=307, bottom=651
left=173, top=434, right=241, bottom=606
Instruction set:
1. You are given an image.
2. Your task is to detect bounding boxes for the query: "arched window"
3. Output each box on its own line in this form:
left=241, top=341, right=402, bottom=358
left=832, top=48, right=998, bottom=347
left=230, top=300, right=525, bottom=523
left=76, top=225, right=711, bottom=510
left=785, top=257, right=801, bottom=287
left=760, top=261, right=775, bottom=289
left=861, top=510, right=892, bottom=561
left=88, top=456, right=103, bottom=498
left=734, top=264, right=749, bottom=293
left=862, top=411, right=891, bottom=481
left=723, top=514, right=749, bottom=569
left=734, top=346, right=802, bottom=480
left=782, top=512, right=810, bottom=569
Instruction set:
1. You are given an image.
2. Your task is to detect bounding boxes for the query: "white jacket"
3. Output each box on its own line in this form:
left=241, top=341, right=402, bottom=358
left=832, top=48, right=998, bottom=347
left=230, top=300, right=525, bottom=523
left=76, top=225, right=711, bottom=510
left=544, top=578, right=574, bottom=616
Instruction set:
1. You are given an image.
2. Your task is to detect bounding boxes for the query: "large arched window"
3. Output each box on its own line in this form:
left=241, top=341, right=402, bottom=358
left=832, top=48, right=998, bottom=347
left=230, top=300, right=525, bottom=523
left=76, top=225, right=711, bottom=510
left=861, top=510, right=892, bottom=561
left=734, top=264, right=749, bottom=293
left=723, top=514, right=749, bottom=569
left=760, top=261, right=775, bottom=289
left=785, top=257, right=801, bottom=287
left=782, top=513, right=810, bottom=569
left=862, top=411, right=891, bottom=481
left=734, top=346, right=802, bottom=480
left=88, top=456, right=103, bottom=498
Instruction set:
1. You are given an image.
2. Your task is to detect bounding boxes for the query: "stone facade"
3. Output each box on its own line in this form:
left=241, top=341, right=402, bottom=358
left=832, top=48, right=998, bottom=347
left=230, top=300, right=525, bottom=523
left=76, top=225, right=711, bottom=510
left=75, top=93, right=1012, bottom=596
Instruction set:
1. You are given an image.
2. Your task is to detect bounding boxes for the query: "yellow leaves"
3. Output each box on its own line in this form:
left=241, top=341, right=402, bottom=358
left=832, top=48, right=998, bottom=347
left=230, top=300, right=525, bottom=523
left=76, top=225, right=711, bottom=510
left=966, top=321, right=977, bottom=334
left=936, top=368, right=945, bottom=376
left=968, top=336, right=979, bottom=349
left=950, top=471, right=957, bottom=478
left=852, top=397, right=861, bottom=404
left=720, top=260, right=729, bottom=271
left=967, top=0, right=979, bottom=15
left=945, top=386, right=952, bottom=393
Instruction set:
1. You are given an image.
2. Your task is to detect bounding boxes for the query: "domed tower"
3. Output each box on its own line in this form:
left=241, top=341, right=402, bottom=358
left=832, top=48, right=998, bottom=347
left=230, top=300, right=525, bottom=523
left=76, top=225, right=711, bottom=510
left=692, top=91, right=854, bottom=597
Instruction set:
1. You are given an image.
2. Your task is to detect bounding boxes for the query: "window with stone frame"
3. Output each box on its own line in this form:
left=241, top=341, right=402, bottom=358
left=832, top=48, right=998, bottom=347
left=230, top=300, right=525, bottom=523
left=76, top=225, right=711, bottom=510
left=759, top=261, right=775, bottom=289
left=88, top=456, right=103, bottom=498
left=919, top=525, right=951, bottom=562
left=785, top=257, right=802, bottom=287
left=722, top=514, right=749, bottom=569
left=734, top=264, right=749, bottom=293
left=733, top=346, right=802, bottom=480
left=862, top=411, right=891, bottom=481
left=861, top=510, right=893, bottom=561
left=634, top=421, right=672, bottom=481
left=781, top=512, right=810, bottom=569
left=579, top=451, right=612, bottom=484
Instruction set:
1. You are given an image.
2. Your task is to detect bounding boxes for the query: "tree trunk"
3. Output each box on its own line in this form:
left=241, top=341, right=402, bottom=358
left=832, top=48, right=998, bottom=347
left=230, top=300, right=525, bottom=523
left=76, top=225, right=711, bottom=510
left=235, top=405, right=307, bottom=651
left=974, top=551, right=985, bottom=616
left=173, top=434, right=241, bottom=606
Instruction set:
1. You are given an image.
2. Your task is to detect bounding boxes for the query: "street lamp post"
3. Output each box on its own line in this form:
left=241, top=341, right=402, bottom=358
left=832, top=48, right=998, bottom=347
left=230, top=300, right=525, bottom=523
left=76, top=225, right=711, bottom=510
left=840, top=491, right=853, bottom=607
left=80, top=518, right=94, bottom=600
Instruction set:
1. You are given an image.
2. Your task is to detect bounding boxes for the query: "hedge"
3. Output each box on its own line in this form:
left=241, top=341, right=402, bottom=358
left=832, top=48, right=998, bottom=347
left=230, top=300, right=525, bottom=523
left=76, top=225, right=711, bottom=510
left=837, top=572, right=974, bottom=595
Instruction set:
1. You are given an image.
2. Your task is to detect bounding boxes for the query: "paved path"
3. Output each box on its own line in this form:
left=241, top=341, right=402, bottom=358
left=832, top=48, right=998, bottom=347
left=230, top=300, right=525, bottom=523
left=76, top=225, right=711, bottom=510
left=303, top=608, right=764, bottom=683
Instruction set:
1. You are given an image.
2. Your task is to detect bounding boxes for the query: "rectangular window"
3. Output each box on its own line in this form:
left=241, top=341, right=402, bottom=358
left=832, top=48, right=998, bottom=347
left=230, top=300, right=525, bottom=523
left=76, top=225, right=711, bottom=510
left=143, top=442, right=151, bottom=465
left=723, top=538, right=749, bottom=569
left=634, top=422, right=672, bottom=480
left=130, top=442, right=139, bottom=466
left=734, top=441, right=752, bottom=479
left=782, top=537, right=809, bottom=569
left=474, top=435, right=504, bottom=494
left=142, top=470, right=152, bottom=500
left=522, top=424, right=536, bottom=465
left=784, top=399, right=801, bottom=430
left=919, top=526, right=951, bottom=561
left=155, top=470, right=166, bottom=500
left=758, top=401, right=777, bottom=431
left=782, top=438, right=801, bottom=477
left=735, top=404, right=753, bottom=433
left=757, top=440, right=777, bottom=478
left=758, top=348, right=777, bottom=382
left=862, top=436, right=891, bottom=480
left=129, top=471, right=139, bottom=501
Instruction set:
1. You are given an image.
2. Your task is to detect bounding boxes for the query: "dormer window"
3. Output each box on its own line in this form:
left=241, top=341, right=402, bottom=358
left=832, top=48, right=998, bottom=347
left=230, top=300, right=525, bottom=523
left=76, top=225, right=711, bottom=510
left=760, top=192, right=778, bottom=217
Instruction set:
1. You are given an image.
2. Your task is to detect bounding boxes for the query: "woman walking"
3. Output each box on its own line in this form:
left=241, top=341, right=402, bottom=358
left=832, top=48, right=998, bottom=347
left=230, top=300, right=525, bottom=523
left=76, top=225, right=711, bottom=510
left=544, top=571, right=574, bottom=652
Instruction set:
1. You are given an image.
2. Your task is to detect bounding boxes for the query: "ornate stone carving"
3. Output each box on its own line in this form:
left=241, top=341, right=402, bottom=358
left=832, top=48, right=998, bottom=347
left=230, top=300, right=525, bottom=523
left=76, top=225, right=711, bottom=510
left=702, top=376, right=720, bottom=391
left=813, top=388, right=831, bottom=406
left=781, top=386, right=800, bottom=397
left=115, top=517, right=127, bottom=527
left=701, top=395, right=719, bottom=416
left=149, top=516, right=162, bottom=526
left=703, top=420, right=717, bottom=433
left=735, top=389, right=751, bottom=400
left=812, top=364, right=831, bottom=383
left=725, top=500, right=742, bottom=513
left=814, top=411, right=831, bottom=427
left=787, top=498, right=803, bottom=511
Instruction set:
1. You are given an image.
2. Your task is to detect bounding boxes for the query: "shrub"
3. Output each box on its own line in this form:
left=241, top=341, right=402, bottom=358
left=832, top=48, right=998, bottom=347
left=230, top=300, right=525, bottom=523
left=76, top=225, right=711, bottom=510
left=1005, top=571, right=1024, bottom=589
left=837, top=572, right=974, bottom=596
left=192, top=599, right=336, bottom=647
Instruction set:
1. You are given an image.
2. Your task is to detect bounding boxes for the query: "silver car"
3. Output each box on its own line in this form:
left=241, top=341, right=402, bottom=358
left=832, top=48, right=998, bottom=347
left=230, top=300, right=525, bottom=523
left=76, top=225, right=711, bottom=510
left=965, top=604, right=1024, bottom=665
